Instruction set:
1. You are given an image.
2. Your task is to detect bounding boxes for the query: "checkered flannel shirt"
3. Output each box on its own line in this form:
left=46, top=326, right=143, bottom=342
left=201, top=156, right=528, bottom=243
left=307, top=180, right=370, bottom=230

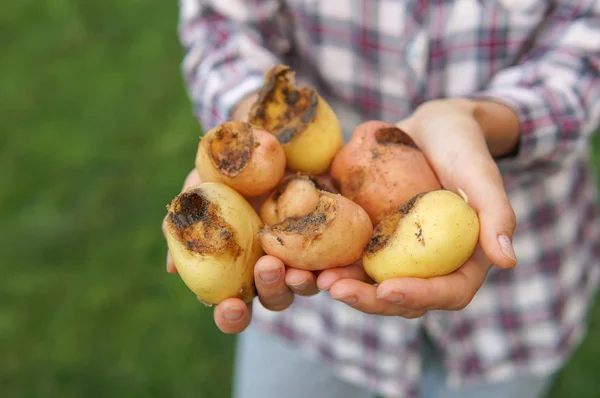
left=178, top=1, right=600, bottom=397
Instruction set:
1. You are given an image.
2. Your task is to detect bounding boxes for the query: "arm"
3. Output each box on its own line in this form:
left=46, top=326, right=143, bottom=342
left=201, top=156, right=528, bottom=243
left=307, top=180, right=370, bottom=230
left=178, top=0, right=289, bottom=128
left=469, top=0, right=600, bottom=164
left=318, top=1, right=600, bottom=316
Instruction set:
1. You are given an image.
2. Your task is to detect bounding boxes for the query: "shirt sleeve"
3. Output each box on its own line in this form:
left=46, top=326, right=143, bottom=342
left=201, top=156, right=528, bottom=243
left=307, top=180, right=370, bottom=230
left=469, top=0, right=600, bottom=169
left=178, top=0, right=290, bottom=129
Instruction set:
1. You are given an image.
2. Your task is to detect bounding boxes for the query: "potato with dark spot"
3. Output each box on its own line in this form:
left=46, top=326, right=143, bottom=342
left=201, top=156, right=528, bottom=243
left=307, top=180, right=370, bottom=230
left=248, top=65, right=343, bottom=175
left=258, top=174, right=373, bottom=271
left=331, top=120, right=442, bottom=225
left=164, top=182, right=264, bottom=305
left=260, top=173, right=336, bottom=226
left=195, top=121, right=286, bottom=197
left=362, top=190, right=480, bottom=282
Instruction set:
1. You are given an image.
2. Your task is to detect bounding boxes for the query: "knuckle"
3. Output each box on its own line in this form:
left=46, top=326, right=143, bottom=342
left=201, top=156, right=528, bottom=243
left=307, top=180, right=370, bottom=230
left=450, top=292, right=475, bottom=311
left=260, top=292, right=293, bottom=312
left=404, top=310, right=427, bottom=319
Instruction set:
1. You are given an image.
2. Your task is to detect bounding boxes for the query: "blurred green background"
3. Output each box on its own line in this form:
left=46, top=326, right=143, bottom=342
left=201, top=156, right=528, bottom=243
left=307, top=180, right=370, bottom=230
left=1, top=1, right=599, bottom=397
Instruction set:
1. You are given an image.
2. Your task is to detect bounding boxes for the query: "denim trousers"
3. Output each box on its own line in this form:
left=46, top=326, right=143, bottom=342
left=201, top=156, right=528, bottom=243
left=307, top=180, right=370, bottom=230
left=232, top=325, right=554, bottom=398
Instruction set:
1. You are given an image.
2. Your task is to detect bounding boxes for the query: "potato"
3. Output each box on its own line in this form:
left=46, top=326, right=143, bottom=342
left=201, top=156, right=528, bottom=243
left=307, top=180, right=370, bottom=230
left=248, top=65, right=343, bottom=175
left=362, top=190, right=480, bottom=282
left=258, top=174, right=373, bottom=271
left=164, top=182, right=264, bottom=305
left=195, top=121, right=286, bottom=197
left=331, top=120, right=441, bottom=225
left=260, top=173, right=337, bottom=226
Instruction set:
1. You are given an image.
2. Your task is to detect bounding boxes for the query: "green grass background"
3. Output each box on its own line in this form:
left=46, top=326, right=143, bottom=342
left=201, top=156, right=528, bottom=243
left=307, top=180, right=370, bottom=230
left=1, top=1, right=599, bottom=397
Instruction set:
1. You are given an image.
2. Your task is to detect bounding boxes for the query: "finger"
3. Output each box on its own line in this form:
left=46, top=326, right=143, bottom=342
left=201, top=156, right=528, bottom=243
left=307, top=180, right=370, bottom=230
left=254, top=255, right=294, bottom=311
left=329, top=279, right=426, bottom=318
left=285, top=268, right=319, bottom=296
left=400, top=114, right=518, bottom=270
left=166, top=251, right=177, bottom=274
left=182, top=168, right=202, bottom=190
left=213, top=298, right=252, bottom=334
left=377, top=247, right=492, bottom=311
left=455, top=154, right=518, bottom=270
left=316, top=261, right=374, bottom=291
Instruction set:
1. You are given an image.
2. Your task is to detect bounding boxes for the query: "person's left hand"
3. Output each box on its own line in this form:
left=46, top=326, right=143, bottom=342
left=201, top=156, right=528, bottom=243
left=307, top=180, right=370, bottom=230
left=316, top=98, right=519, bottom=317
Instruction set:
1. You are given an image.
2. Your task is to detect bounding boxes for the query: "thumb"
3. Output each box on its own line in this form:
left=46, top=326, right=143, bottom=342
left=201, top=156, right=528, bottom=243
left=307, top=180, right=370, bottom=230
left=459, top=160, right=518, bottom=269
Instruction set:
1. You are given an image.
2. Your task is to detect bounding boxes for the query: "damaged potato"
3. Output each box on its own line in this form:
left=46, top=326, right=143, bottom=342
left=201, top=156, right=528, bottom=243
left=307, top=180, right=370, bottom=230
left=331, top=120, right=441, bottom=225
left=259, top=174, right=373, bottom=271
left=362, top=190, right=480, bottom=282
left=195, top=121, right=286, bottom=197
left=164, top=182, right=264, bottom=305
left=248, top=65, right=343, bottom=175
left=260, top=173, right=337, bottom=226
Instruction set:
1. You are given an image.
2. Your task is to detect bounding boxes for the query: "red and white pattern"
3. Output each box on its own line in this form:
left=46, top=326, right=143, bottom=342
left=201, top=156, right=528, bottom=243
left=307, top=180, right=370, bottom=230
left=178, top=1, right=600, bottom=396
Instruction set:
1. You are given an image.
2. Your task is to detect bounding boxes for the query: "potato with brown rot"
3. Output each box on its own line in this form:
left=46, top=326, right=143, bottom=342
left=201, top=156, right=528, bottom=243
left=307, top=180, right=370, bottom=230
left=362, top=189, right=480, bottom=282
left=195, top=121, right=286, bottom=197
left=331, top=120, right=442, bottom=225
left=164, top=182, right=264, bottom=305
left=258, top=174, right=373, bottom=271
left=248, top=65, right=343, bottom=175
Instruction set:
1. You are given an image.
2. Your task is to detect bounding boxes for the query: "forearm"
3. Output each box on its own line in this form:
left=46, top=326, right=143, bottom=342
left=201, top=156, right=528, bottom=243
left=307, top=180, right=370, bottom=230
left=464, top=0, right=600, bottom=167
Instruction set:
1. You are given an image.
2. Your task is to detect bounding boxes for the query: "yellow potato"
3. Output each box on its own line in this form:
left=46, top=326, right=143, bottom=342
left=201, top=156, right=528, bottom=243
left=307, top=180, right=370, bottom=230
left=248, top=65, right=343, bottom=174
left=362, top=190, right=480, bottom=282
left=259, top=174, right=373, bottom=271
left=164, top=182, right=264, bottom=304
left=195, top=121, right=286, bottom=197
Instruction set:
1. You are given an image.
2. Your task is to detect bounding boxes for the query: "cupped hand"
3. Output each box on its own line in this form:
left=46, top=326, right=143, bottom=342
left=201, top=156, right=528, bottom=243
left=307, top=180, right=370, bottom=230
left=320, top=98, right=518, bottom=316
left=162, top=169, right=320, bottom=334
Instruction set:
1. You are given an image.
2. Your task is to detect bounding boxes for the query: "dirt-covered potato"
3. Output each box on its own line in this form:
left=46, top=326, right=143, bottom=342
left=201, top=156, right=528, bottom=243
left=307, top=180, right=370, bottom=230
left=258, top=174, right=373, bottom=271
left=248, top=65, right=343, bottom=175
left=362, top=190, right=480, bottom=282
left=164, top=182, right=264, bottom=305
left=259, top=173, right=337, bottom=226
left=195, top=121, right=286, bottom=197
left=331, top=120, right=441, bottom=225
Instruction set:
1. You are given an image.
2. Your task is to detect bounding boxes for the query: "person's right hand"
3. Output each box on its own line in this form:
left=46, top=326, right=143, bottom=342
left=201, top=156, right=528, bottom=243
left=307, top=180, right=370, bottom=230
left=162, top=169, right=321, bottom=334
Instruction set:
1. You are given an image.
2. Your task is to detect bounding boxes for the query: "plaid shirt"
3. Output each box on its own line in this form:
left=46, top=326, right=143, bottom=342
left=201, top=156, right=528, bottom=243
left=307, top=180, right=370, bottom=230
left=179, top=1, right=600, bottom=396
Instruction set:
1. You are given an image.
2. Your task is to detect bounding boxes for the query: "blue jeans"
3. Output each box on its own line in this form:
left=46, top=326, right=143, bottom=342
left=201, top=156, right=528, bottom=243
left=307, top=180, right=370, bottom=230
left=232, top=326, right=554, bottom=398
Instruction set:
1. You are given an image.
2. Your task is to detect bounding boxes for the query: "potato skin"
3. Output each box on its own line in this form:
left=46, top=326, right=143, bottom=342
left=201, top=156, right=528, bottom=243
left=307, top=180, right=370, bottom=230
left=259, top=186, right=373, bottom=271
left=248, top=65, right=343, bottom=175
left=195, top=121, right=286, bottom=197
left=331, top=120, right=441, bottom=225
left=362, top=190, right=480, bottom=282
left=259, top=173, right=336, bottom=226
left=165, top=182, right=264, bottom=304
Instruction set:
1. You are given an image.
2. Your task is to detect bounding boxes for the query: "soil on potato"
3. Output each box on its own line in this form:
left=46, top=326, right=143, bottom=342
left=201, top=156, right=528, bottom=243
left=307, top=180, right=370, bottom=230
left=167, top=189, right=242, bottom=259
left=248, top=65, right=318, bottom=144
left=207, top=122, right=254, bottom=177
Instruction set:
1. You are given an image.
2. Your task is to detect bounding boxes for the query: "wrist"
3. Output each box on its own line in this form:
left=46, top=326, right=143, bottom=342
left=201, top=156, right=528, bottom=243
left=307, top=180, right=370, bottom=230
left=471, top=98, right=521, bottom=158
left=409, top=98, right=521, bottom=158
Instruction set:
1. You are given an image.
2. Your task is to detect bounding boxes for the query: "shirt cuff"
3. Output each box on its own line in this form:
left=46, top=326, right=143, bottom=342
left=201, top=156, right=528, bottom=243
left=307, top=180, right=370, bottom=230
left=467, top=85, right=556, bottom=165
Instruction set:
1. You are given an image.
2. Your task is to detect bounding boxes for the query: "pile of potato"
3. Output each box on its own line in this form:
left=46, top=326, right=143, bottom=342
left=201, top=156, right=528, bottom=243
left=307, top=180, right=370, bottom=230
left=163, top=65, right=480, bottom=305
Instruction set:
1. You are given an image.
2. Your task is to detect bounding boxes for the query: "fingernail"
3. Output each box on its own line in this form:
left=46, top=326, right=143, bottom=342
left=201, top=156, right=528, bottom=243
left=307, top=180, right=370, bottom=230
left=289, top=279, right=309, bottom=290
left=377, top=291, right=405, bottom=304
left=224, top=308, right=244, bottom=322
left=333, top=295, right=358, bottom=306
left=260, top=268, right=281, bottom=283
left=498, top=234, right=517, bottom=263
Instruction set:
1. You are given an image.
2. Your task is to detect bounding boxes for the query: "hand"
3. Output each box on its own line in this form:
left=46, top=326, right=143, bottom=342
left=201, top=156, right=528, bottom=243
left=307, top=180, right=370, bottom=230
left=162, top=169, right=320, bottom=334
left=319, top=98, right=518, bottom=316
